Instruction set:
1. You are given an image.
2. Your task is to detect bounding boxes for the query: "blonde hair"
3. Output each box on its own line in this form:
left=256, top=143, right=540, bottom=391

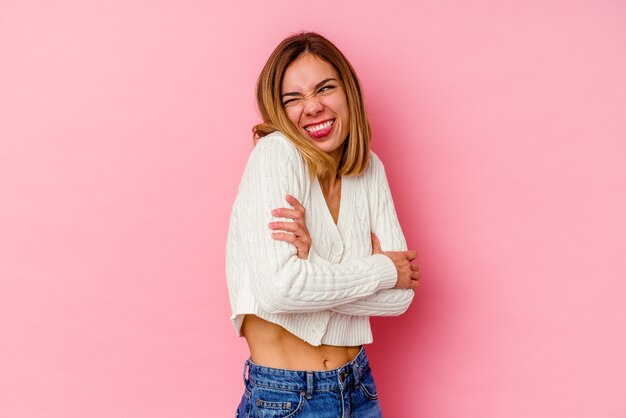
left=253, top=32, right=372, bottom=178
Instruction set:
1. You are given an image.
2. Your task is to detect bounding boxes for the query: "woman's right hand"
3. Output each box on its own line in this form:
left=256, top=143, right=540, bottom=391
left=269, top=194, right=312, bottom=260
left=371, top=233, right=420, bottom=290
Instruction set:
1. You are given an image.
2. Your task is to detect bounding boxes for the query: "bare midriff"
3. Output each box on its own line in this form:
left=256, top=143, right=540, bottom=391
left=242, top=314, right=360, bottom=371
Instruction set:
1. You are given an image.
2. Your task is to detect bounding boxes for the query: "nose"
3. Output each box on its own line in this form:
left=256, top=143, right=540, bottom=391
left=303, top=96, right=324, bottom=116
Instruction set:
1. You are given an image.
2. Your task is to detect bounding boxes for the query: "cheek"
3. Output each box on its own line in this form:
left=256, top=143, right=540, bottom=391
left=285, top=108, right=301, bottom=128
left=337, top=102, right=350, bottom=128
left=330, top=96, right=350, bottom=121
left=341, top=102, right=350, bottom=122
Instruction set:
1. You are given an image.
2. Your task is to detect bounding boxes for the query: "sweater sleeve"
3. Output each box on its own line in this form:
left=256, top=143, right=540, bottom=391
left=228, top=134, right=398, bottom=314
left=330, top=152, right=414, bottom=316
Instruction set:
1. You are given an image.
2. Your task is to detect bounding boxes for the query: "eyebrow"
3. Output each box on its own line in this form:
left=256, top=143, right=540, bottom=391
left=281, top=78, right=338, bottom=98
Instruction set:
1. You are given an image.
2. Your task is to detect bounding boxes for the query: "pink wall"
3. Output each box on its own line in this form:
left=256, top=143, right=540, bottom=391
left=1, top=1, right=625, bottom=417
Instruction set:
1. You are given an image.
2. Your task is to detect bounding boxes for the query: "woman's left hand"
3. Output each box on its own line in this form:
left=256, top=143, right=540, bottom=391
left=269, top=194, right=312, bottom=259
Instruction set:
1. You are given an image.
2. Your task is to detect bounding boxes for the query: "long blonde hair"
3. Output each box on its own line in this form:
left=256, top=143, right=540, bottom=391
left=253, top=32, right=372, bottom=178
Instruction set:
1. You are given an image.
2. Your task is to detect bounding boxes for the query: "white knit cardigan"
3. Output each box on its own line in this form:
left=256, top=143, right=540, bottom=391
left=225, top=131, right=414, bottom=346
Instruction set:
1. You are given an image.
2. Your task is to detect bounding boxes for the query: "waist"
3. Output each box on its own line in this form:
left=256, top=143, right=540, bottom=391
left=232, top=302, right=374, bottom=347
left=245, top=346, right=370, bottom=392
left=242, top=314, right=361, bottom=369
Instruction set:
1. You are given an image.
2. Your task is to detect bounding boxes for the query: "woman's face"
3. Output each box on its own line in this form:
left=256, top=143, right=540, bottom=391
left=281, top=53, right=350, bottom=163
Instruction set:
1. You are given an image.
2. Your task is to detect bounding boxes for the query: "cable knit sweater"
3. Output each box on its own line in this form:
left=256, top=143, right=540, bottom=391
left=225, top=131, right=414, bottom=346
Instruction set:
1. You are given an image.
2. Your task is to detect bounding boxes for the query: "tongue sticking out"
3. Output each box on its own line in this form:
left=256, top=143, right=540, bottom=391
left=306, top=121, right=335, bottom=140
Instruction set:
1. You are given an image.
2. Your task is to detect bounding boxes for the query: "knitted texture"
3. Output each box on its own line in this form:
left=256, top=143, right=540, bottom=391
left=226, top=131, right=414, bottom=346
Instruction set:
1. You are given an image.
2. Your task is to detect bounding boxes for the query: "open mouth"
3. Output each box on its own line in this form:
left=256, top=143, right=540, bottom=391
left=303, top=119, right=335, bottom=140
left=304, top=119, right=334, bottom=132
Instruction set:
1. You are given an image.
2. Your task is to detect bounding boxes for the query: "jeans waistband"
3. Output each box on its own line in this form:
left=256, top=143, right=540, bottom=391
left=243, top=346, right=369, bottom=398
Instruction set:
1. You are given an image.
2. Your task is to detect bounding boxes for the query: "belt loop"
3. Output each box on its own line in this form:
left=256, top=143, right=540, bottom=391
left=352, top=362, right=360, bottom=387
left=306, top=371, right=314, bottom=399
left=243, top=359, right=250, bottom=385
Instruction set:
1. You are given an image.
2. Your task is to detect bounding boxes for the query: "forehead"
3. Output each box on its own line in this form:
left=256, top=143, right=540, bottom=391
left=281, top=54, right=339, bottom=91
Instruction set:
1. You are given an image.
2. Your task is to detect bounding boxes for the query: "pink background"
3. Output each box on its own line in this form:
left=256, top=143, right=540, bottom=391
left=1, top=1, right=625, bottom=417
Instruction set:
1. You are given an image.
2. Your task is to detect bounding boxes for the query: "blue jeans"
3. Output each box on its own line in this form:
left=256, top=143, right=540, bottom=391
left=236, top=346, right=383, bottom=417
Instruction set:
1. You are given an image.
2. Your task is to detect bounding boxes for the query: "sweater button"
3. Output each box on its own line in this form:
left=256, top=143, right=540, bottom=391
left=312, top=321, right=326, bottom=334
left=331, top=242, right=344, bottom=257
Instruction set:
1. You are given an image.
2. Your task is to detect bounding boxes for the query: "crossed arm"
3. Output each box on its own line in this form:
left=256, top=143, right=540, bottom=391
left=267, top=158, right=420, bottom=316
left=231, top=136, right=417, bottom=314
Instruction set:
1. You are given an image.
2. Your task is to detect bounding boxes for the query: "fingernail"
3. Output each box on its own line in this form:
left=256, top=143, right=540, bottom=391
left=271, top=209, right=278, bottom=215
left=268, top=222, right=275, bottom=228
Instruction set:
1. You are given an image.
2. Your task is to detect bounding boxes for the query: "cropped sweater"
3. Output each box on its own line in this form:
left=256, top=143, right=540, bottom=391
left=225, top=131, right=414, bottom=346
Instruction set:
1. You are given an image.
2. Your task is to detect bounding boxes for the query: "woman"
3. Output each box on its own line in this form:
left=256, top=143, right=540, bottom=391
left=226, top=32, right=420, bottom=417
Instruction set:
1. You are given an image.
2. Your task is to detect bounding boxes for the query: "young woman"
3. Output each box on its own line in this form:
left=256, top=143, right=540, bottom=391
left=226, top=32, right=420, bottom=417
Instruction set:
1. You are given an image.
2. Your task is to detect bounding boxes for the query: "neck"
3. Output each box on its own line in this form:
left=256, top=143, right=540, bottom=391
left=327, top=143, right=344, bottom=177
left=318, top=143, right=345, bottom=191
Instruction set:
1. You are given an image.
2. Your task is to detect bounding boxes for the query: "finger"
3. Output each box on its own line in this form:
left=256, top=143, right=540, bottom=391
left=285, top=194, right=306, bottom=214
left=272, top=224, right=310, bottom=245
left=291, top=241, right=306, bottom=259
left=272, top=208, right=303, bottom=222
left=269, top=221, right=301, bottom=234
left=410, top=264, right=419, bottom=271
left=370, top=232, right=382, bottom=254
left=271, top=232, right=296, bottom=244
left=272, top=233, right=307, bottom=259
left=405, top=250, right=417, bottom=261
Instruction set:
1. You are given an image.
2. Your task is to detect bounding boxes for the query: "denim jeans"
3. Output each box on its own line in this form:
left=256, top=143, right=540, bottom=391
left=236, top=346, right=383, bottom=418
